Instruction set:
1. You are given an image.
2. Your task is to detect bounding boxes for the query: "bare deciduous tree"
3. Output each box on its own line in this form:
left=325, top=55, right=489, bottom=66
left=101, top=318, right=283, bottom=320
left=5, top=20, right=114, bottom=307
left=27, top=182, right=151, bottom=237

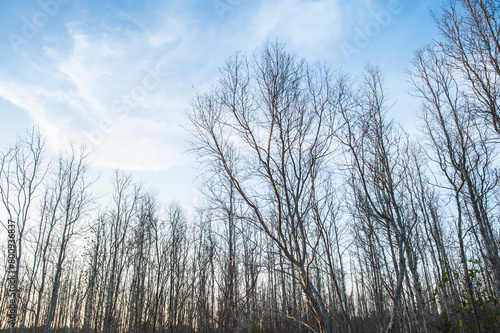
left=0, top=128, right=47, bottom=333
left=44, top=146, right=93, bottom=333
left=103, top=171, right=141, bottom=333
left=190, top=41, right=344, bottom=333
left=338, top=67, right=419, bottom=333
left=434, top=0, right=500, bottom=136
left=411, top=45, right=500, bottom=318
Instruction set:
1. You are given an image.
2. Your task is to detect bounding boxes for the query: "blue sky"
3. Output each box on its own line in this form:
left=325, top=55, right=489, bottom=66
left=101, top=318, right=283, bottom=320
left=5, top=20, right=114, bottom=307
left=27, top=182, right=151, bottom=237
left=0, top=0, right=442, bottom=209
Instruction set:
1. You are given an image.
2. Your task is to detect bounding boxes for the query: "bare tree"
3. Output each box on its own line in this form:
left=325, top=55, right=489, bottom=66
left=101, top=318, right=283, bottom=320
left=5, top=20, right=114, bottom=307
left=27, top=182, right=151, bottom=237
left=338, top=67, right=420, bottom=333
left=83, top=214, right=106, bottom=333
left=411, top=45, right=500, bottom=327
left=314, top=186, right=353, bottom=333
left=0, top=128, right=47, bottom=333
left=32, top=184, right=62, bottom=333
left=165, top=203, right=190, bottom=333
left=149, top=203, right=171, bottom=333
left=190, top=41, right=344, bottom=333
left=103, top=171, right=141, bottom=333
left=44, top=146, right=93, bottom=333
left=127, top=192, right=157, bottom=333
left=434, top=0, right=500, bottom=136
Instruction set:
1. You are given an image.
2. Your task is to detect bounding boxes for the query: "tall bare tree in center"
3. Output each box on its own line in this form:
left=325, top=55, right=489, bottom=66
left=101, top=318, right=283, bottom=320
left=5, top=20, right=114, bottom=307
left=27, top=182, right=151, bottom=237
left=190, top=41, right=342, bottom=333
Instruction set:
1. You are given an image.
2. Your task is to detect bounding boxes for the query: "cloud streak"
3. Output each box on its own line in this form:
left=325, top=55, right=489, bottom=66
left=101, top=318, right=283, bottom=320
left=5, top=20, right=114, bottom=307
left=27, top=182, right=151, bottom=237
left=2, top=0, right=427, bottom=172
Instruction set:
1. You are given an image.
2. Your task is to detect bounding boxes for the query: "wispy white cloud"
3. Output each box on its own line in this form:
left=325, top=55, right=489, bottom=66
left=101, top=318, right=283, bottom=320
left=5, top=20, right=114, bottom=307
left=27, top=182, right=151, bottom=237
left=0, top=79, right=68, bottom=153
left=0, top=5, right=191, bottom=171
left=0, top=0, right=360, bottom=172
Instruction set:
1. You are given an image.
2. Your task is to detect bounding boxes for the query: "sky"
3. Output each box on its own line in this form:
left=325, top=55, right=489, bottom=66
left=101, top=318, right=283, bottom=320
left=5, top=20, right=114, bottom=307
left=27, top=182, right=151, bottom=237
left=0, top=0, right=443, bottom=211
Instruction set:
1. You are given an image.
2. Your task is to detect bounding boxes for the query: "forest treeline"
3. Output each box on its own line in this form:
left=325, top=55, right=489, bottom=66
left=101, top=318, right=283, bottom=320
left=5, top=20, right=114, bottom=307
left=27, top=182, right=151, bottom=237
left=1, top=0, right=500, bottom=332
